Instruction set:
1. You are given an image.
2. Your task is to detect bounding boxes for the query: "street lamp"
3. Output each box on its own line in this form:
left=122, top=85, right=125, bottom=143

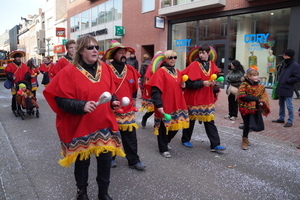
left=46, top=38, right=51, bottom=56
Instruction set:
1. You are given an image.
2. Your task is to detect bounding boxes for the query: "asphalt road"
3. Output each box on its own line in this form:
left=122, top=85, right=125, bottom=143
left=0, top=78, right=299, bottom=200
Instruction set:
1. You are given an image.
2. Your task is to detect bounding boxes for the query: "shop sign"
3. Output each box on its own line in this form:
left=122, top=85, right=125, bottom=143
left=244, top=33, right=269, bottom=44
left=62, top=39, right=68, bottom=46
left=115, top=26, right=125, bottom=36
left=53, top=45, right=66, bottom=53
left=56, top=28, right=66, bottom=37
left=175, top=39, right=192, bottom=52
left=154, top=16, right=165, bottom=29
left=79, top=28, right=108, bottom=37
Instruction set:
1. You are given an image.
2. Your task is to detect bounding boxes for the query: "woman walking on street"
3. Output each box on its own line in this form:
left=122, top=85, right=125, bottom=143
left=225, top=60, right=245, bottom=120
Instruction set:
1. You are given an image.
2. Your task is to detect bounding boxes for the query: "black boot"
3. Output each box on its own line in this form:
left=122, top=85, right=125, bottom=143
left=98, top=189, right=112, bottom=200
left=76, top=188, right=89, bottom=200
left=141, top=111, right=154, bottom=127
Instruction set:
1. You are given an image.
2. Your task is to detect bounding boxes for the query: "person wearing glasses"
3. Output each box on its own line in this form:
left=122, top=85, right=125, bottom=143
left=181, top=44, right=226, bottom=152
left=50, top=39, right=76, bottom=78
left=44, top=35, right=125, bottom=200
left=102, top=40, right=146, bottom=171
left=147, top=50, right=189, bottom=158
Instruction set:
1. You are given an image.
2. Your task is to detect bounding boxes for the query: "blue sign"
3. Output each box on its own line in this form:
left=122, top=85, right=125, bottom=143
left=244, top=33, right=269, bottom=44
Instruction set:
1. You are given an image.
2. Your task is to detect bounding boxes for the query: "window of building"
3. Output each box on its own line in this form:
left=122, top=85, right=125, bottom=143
left=106, top=0, right=114, bottom=22
left=142, top=0, right=154, bottom=13
left=91, top=7, right=98, bottom=27
left=81, top=10, right=89, bottom=30
left=98, top=4, right=106, bottom=24
left=70, top=14, right=79, bottom=33
left=114, top=0, right=122, bottom=20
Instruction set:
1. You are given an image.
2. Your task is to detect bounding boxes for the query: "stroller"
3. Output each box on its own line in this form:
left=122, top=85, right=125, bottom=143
left=15, top=81, right=39, bottom=120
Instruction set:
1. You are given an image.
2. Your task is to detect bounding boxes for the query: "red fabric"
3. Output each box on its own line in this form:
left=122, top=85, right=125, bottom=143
left=142, top=64, right=153, bottom=99
left=104, top=63, right=140, bottom=113
left=43, top=62, right=119, bottom=143
left=147, top=67, right=187, bottom=118
left=50, top=57, right=71, bottom=78
left=4, top=62, right=28, bottom=84
left=28, top=68, right=39, bottom=86
left=182, top=61, right=219, bottom=106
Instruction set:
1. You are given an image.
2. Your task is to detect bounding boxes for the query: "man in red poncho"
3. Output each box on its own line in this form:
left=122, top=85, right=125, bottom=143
left=102, top=40, right=146, bottom=170
left=181, top=44, right=226, bottom=152
left=4, top=50, right=29, bottom=117
left=50, top=39, right=75, bottom=78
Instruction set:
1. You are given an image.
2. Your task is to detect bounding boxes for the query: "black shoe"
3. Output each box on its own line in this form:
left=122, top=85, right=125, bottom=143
left=284, top=122, right=292, bottom=127
left=129, top=162, right=146, bottom=170
left=76, top=189, right=89, bottom=200
left=98, top=194, right=113, bottom=200
left=12, top=110, right=19, bottom=117
left=272, top=119, right=285, bottom=123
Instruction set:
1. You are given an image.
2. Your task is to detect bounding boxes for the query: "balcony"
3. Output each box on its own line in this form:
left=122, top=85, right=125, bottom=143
left=159, top=0, right=226, bottom=16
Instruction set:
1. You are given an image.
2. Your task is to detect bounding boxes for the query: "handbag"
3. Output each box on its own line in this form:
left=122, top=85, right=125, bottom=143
left=271, top=82, right=279, bottom=100
left=4, top=79, right=14, bottom=89
left=249, top=106, right=265, bottom=132
left=227, top=85, right=238, bottom=95
left=41, top=72, right=50, bottom=85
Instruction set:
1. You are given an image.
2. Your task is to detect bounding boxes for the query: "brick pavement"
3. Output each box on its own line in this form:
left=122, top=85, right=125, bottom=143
left=214, top=89, right=300, bottom=145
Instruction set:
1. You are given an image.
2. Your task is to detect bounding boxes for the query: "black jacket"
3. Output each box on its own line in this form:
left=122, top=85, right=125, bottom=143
left=276, top=58, right=300, bottom=97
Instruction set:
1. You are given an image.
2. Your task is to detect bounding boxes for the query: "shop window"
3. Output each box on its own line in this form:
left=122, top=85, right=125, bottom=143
left=98, top=4, right=106, bottom=24
left=70, top=14, right=79, bottom=33
left=114, top=0, right=122, bottom=20
left=81, top=10, right=89, bottom=30
left=142, top=0, right=154, bottom=13
left=91, top=7, right=98, bottom=27
left=106, top=0, right=114, bottom=22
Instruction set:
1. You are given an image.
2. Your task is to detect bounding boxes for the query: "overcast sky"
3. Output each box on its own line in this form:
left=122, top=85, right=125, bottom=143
left=0, top=0, right=45, bottom=34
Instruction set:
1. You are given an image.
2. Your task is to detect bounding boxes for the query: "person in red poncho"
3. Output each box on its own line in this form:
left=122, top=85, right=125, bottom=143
left=50, top=39, right=75, bottom=78
left=147, top=50, right=189, bottom=158
left=39, top=56, right=54, bottom=86
left=26, top=59, right=39, bottom=97
left=181, top=44, right=226, bottom=152
left=43, top=35, right=125, bottom=200
left=102, top=40, right=146, bottom=170
left=4, top=50, right=29, bottom=117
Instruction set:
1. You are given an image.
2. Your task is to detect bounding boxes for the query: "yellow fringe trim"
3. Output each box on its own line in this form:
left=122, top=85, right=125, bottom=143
left=190, top=114, right=215, bottom=122
left=139, top=107, right=145, bottom=112
left=139, top=106, right=154, bottom=112
left=58, top=146, right=126, bottom=168
left=118, top=123, right=139, bottom=131
left=153, top=121, right=189, bottom=135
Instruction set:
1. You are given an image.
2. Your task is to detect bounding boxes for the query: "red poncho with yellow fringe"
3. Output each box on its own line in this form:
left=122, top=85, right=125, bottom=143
left=140, top=64, right=154, bottom=113
left=147, top=67, right=189, bottom=135
left=182, top=60, right=219, bottom=122
left=104, top=63, right=140, bottom=131
left=43, top=62, right=125, bottom=168
left=237, top=80, right=270, bottom=116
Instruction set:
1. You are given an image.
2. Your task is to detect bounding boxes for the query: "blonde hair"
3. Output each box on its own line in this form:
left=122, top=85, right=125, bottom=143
left=143, top=54, right=150, bottom=60
left=73, top=35, right=98, bottom=66
left=164, top=50, right=177, bottom=60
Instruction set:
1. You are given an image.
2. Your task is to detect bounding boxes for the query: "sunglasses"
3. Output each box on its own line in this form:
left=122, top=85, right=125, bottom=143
left=86, top=45, right=100, bottom=50
left=168, top=56, right=177, bottom=60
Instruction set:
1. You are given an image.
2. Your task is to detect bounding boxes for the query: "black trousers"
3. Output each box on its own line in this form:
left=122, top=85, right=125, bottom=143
left=241, top=114, right=250, bottom=138
left=113, top=128, right=140, bottom=166
left=11, top=95, right=17, bottom=111
left=181, top=120, right=220, bottom=149
left=157, top=120, right=178, bottom=153
left=228, top=93, right=238, bottom=117
left=74, top=152, right=112, bottom=192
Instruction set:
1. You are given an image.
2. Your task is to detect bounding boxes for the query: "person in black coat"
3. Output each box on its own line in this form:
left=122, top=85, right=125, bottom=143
left=272, top=49, right=300, bottom=127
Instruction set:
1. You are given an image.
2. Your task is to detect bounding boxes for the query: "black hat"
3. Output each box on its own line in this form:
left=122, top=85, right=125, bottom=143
left=284, top=49, right=295, bottom=58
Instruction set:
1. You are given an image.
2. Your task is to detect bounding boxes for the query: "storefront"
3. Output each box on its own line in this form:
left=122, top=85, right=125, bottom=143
left=169, top=5, right=300, bottom=87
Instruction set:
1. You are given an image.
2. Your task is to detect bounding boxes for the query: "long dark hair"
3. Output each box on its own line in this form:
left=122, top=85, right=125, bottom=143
left=231, top=60, right=245, bottom=74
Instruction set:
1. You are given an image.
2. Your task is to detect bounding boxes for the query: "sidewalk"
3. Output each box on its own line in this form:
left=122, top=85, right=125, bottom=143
left=214, top=89, right=300, bottom=145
